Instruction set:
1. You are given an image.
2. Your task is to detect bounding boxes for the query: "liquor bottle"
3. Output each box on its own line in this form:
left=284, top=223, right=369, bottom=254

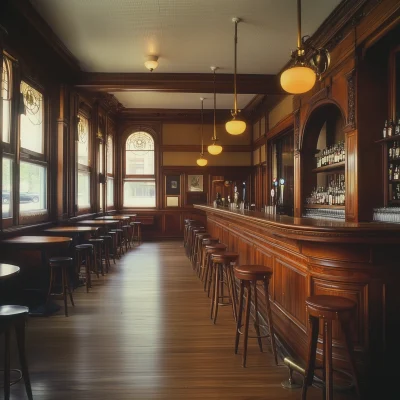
left=383, top=120, right=388, bottom=138
left=389, top=144, right=393, bottom=159
left=396, top=141, right=400, bottom=159
left=389, top=164, right=393, bottom=181
left=388, top=119, right=393, bottom=137
left=395, top=118, right=400, bottom=136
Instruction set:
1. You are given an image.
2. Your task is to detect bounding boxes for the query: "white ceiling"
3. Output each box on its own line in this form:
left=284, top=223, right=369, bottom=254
left=112, top=92, right=256, bottom=109
left=30, top=0, right=341, bottom=74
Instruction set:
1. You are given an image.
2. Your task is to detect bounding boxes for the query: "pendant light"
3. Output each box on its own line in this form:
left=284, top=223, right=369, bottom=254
left=196, top=98, right=208, bottom=166
left=208, top=67, right=223, bottom=156
left=225, top=18, right=246, bottom=136
left=280, top=0, right=330, bottom=94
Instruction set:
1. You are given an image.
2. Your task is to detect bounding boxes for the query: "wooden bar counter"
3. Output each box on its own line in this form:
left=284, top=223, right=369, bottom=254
left=195, top=205, right=400, bottom=386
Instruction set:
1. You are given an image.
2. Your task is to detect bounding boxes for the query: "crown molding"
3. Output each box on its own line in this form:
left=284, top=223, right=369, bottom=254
left=76, top=72, right=285, bottom=95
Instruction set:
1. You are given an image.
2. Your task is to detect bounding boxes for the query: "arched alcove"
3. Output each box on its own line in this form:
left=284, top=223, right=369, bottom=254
left=301, top=102, right=346, bottom=218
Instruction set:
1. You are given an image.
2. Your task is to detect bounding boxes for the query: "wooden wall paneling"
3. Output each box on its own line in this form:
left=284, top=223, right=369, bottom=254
left=346, top=130, right=358, bottom=221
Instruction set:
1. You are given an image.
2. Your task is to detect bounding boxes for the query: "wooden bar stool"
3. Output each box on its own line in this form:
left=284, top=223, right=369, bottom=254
left=47, top=256, right=75, bottom=317
left=199, top=238, right=219, bottom=282
left=75, top=243, right=94, bottom=292
left=194, top=232, right=211, bottom=277
left=234, top=264, right=278, bottom=367
left=184, top=220, right=198, bottom=250
left=302, top=295, right=360, bottom=400
left=121, top=225, right=131, bottom=252
left=203, top=243, right=227, bottom=295
left=98, top=235, right=112, bottom=273
left=0, top=305, right=33, bottom=400
left=108, top=231, right=118, bottom=263
left=132, top=221, right=142, bottom=245
left=110, top=229, right=124, bottom=256
left=185, top=221, right=202, bottom=256
left=88, top=238, right=105, bottom=276
left=210, top=252, right=239, bottom=324
left=190, top=227, right=206, bottom=265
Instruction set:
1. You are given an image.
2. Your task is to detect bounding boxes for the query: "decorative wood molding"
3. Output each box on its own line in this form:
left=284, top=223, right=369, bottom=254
left=294, top=109, right=301, bottom=151
left=346, top=69, right=356, bottom=129
left=77, top=72, right=285, bottom=95
left=162, top=145, right=252, bottom=153
left=309, top=86, right=331, bottom=106
left=266, top=114, right=294, bottom=141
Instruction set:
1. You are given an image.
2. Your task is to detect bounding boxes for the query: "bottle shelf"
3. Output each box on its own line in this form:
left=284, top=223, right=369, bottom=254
left=376, top=136, right=400, bottom=143
left=304, top=204, right=345, bottom=209
left=388, top=158, right=400, bottom=163
left=389, top=200, right=400, bottom=204
left=389, top=179, right=400, bottom=183
left=312, top=161, right=345, bottom=173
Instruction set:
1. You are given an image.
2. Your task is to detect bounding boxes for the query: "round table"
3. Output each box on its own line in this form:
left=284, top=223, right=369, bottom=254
left=0, top=264, right=20, bottom=281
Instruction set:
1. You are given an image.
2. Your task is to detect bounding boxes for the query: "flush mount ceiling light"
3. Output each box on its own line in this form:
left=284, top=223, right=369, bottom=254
left=144, top=55, right=159, bottom=72
left=196, top=97, right=208, bottom=167
left=225, top=17, right=246, bottom=136
left=208, top=67, right=223, bottom=156
left=280, top=0, right=330, bottom=94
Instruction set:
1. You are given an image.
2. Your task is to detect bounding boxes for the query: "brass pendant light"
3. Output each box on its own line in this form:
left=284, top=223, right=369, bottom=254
left=280, top=0, right=330, bottom=94
left=207, top=67, right=223, bottom=156
left=225, top=17, right=246, bottom=136
left=196, top=97, right=208, bottom=166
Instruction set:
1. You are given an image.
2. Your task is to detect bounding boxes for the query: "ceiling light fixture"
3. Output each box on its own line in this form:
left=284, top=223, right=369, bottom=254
left=196, top=97, right=208, bottom=167
left=226, top=17, right=246, bottom=136
left=145, top=55, right=159, bottom=72
left=208, top=67, right=223, bottom=156
left=280, top=0, right=330, bottom=94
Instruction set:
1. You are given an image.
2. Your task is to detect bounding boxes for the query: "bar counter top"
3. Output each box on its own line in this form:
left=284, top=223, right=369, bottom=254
left=194, top=204, right=400, bottom=243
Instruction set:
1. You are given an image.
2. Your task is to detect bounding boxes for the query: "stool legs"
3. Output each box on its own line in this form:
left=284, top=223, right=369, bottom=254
left=4, top=327, right=11, bottom=399
left=302, top=315, right=319, bottom=400
left=263, top=280, right=278, bottom=365
left=14, top=318, right=33, bottom=400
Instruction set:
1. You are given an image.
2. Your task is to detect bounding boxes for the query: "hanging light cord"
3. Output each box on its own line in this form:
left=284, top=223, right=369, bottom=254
left=233, top=18, right=238, bottom=117
left=297, top=0, right=302, bottom=50
left=213, top=68, right=217, bottom=141
left=200, top=98, right=204, bottom=155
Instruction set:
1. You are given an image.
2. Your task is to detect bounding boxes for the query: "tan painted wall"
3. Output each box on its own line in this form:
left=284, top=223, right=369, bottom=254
left=268, top=95, right=294, bottom=129
left=163, top=123, right=251, bottom=145
left=163, top=151, right=251, bottom=166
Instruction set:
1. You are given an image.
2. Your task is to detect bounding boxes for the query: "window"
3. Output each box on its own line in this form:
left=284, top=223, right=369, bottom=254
left=124, top=131, right=156, bottom=207
left=19, top=80, right=47, bottom=214
left=77, top=114, right=91, bottom=209
left=2, top=58, right=11, bottom=144
left=106, top=134, right=114, bottom=208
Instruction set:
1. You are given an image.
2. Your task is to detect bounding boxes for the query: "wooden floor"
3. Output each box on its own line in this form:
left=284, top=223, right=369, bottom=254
left=2, top=241, right=356, bottom=399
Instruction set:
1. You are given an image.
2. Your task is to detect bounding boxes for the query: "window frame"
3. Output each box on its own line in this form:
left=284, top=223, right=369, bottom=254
left=106, top=130, right=115, bottom=210
left=122, top=128, right=158, bottom=209
left=76, top=107, right=93, bottom=214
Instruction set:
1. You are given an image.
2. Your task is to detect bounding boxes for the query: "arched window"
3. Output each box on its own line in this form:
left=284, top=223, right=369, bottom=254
left=123, top=131, right=156, bottom=207
left=2, top=58, right=11, bottom=144
left=106, top=134, right=114, bottom=208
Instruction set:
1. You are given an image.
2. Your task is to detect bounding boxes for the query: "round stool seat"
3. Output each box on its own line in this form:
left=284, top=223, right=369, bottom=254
left=306, top=295, right=356, bottom=314
left=89, top=238, right=105, bottom=243
left=49, top=256, right=73, bottom=265
left=75, top=244, right=93, bottom=250
left=211, top=252, right=239, bottom=263
left=234, top=264, right=272, bottom=281
left=0, top=305, right=29, bottom=318
left=132, top=221, right=141, bottom=225
left=205, top=243, right=227, bottom=251
left=202, top=238, right=219, bottom=245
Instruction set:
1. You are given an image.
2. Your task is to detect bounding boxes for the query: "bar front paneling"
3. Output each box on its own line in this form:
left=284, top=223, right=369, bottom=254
left=196, top=204, right=400, bottom=384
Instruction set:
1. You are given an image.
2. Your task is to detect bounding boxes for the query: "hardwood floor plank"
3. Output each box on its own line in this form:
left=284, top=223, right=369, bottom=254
left=1, top=241, right=355, bottom=399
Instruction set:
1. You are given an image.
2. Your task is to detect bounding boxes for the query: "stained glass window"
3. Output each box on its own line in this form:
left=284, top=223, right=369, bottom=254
left=2, top=58, right=11, bottom=143
left=77, top=115, right=89, bottom=166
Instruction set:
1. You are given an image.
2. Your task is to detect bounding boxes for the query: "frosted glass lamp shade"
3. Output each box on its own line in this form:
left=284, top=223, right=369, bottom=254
left=207, top=143, right=223, bottom=155
left=145, top=56, right=159, bottom=72
left=280, top=66, right=316, bottom=94
left=225, top=118, right=246, bottom=135
left=196, top=156, right=208, bottom=166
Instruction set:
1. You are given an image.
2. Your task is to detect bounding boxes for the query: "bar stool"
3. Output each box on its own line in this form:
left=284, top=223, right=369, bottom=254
left=194, top=232, right=211, bottom=277
left=184, top=219, right=197, bottom=249
left=75, top=243, right=94, bottom=292
left=110, top=229, right=124, bottom=256
left=190, top=227, right=206, bottom=265
left=132, top=221, right=142, bottom=245
left=121, top=225, right=131, bottom=252
left=185, top=221, right=202, bottom=256
left=234, top=264, right=278, bottom=367
left=199, top=237, right=219, bottom=282
left=0, top=305, right=33, bottom=400
left=47, top=256, right=75, bottom=317
left=203, top=243, right=227, bottom=294
left=302, top=295, right=360, bottom=400
left=108, top=231, right=118, bottom=263
left=210, top=252, right=239, bottom=324
left=88, top=238, right=105, bottom=276
left=98, top=235, right=112, bottom=273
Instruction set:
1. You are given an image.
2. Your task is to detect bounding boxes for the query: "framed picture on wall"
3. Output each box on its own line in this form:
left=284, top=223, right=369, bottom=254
left=188, top=175, right=203, bottom=192
left=166, top=196, right=179, bottom=207
left=165, top=175, right=181, bottom=195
